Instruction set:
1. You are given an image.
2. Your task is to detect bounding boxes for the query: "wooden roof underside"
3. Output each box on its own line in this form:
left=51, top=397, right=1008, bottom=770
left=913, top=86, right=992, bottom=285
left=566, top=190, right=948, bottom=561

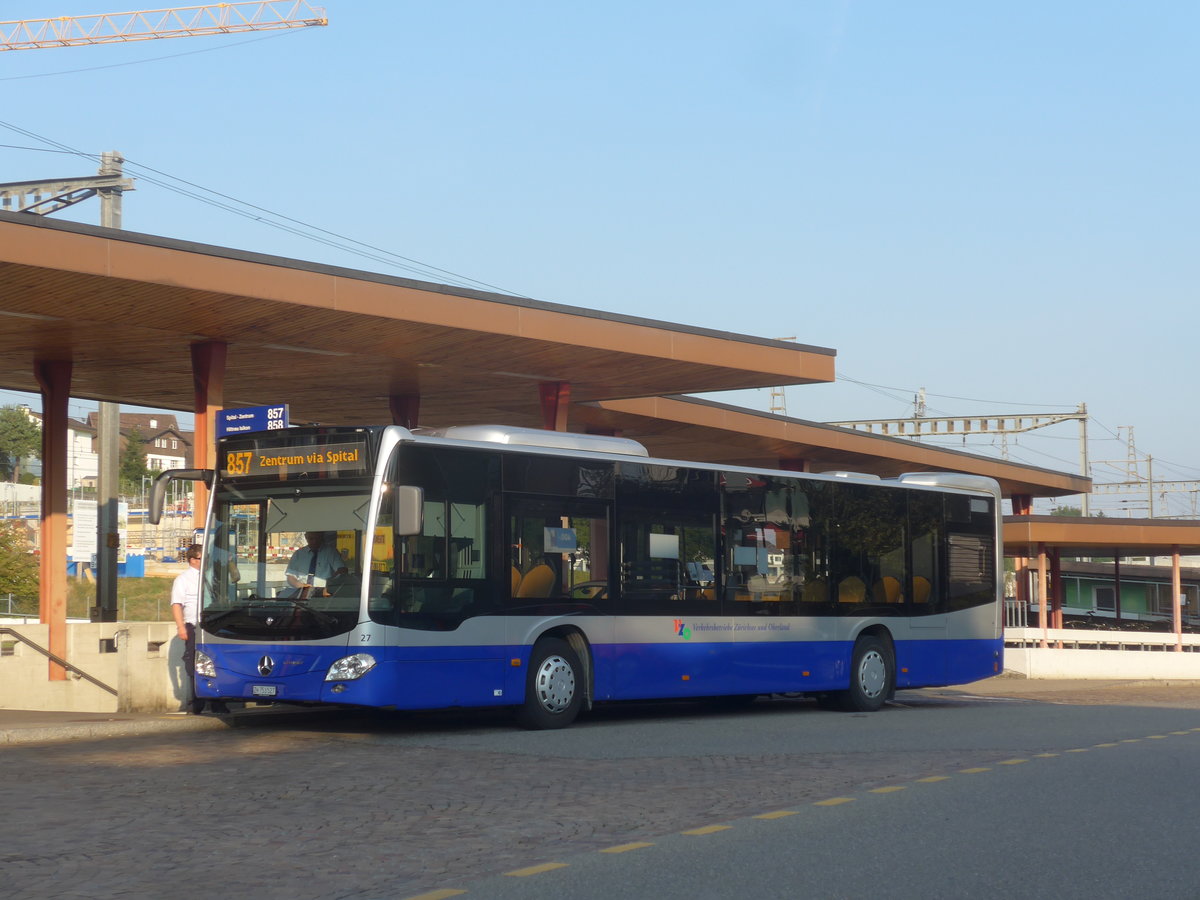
left=0, top=211, right=1091, bottom=500
left=576, top=396, right=1092, bottom=498
left=0, top=212, right=834, bottom=425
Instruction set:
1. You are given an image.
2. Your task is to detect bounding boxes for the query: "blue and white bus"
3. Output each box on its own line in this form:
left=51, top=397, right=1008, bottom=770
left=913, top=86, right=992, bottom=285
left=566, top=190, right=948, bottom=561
left=152, top=424, right=1003, bottom=728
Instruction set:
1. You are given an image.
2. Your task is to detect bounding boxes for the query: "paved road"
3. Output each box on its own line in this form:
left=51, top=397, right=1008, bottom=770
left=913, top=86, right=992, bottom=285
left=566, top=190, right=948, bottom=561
left=2, top=680, right=1199, bottom=900
left=453, top=719, right=1200, bottom=899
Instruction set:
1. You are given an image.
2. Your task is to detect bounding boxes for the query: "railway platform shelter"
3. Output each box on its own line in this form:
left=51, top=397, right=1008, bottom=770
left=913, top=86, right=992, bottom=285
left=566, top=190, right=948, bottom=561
left=1005, top=516, right=1200, bottom=650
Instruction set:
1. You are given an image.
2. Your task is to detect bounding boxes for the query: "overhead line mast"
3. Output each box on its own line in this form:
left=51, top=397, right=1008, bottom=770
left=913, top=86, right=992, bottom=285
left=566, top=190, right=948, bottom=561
left=0, top=2, right=327, bottom=51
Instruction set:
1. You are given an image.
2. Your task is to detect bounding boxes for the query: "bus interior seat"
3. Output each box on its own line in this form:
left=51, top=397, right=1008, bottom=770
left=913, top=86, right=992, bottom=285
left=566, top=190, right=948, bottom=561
left=802, top=580, right=828, bottom=603
left=873, top=576, right=902, bottom=603
left=516, top=564, right=557, bottom=598
left=912, top=576, right=932, bottom=604
left=838, top=576, right=867, bottom=604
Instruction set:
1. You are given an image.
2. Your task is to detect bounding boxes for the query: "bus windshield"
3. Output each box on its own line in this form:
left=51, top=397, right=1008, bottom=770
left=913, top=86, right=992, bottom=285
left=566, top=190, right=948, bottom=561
left=201, top=480, right=386, bottom=641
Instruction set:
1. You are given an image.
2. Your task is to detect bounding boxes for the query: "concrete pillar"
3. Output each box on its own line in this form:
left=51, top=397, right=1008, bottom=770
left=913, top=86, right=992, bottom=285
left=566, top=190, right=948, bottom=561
left=539, top=381, right=570, bottom=431
left=1172, top=546, right=1183, bottom=651
left=1050, top=548, right=1063, bottom=646
left=35, top=359, right=72, bottom=680
left=389, top=393, right=420, bottom=429
left=190, top=341, right=227, bottom=530
left=1037, top=542, right=1048, bottom=649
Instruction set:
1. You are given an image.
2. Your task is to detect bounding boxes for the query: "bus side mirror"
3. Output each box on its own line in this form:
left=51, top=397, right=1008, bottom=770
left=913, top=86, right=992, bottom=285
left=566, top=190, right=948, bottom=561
left=394, top=485, right=423, bottom=536
left=149, top=468, right=213, bottom=525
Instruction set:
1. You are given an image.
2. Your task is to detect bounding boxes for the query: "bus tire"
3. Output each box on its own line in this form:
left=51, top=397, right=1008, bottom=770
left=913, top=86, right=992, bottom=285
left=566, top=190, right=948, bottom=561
left=840, top=634, right=893, bottom=712
left=516, top=637, right=583, bottom=730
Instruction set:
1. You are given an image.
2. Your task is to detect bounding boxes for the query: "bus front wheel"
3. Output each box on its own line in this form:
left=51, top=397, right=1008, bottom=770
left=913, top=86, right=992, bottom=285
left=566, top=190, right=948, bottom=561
left=826, top=634, right=893, bottom=712
left=516, top=637, right=583, bottom=730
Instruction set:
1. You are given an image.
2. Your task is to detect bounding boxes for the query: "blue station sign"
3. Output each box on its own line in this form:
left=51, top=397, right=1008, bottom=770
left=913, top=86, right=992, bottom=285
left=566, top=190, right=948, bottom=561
left=217, top=404, right=290, bottom=437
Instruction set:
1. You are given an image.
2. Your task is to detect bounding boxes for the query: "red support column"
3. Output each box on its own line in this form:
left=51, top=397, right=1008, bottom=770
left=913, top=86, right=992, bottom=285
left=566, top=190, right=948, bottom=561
left=1172, top=546, right=1183, bottom=651
left=1037, top=543, right=1048, bottom=648
left=539, top=381, right=570, bottom=432
left=191, top=341, right=227, bottom=531
left=1113, top=552, right=1122, bottom=623
left=1011, top=494, right=1033, bottom=516
left=389, top=394, right=420, bottom=429
left=35, top=360, right=71, bottom=681
left=778, top=458, right=809, bottom=472
left=1050, top=548, right=1063, bottom=646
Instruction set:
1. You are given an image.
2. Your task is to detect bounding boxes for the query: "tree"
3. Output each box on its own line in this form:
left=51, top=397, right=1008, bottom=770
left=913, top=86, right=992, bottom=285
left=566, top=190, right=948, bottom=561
left=0, top=406, right=41, bottom=483
left=0, top=521, right=38, bottom=614
left=119, top=428, right=151, bottom=496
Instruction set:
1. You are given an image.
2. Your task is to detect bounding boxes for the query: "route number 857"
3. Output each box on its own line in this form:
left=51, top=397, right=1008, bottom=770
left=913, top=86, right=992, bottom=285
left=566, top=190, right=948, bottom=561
left=226, top=451, right=253, bottom=476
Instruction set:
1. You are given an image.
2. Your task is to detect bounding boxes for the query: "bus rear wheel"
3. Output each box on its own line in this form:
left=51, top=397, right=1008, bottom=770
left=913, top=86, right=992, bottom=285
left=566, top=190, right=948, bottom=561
left=516, top=637, right=583, bottom=730
left=829, top=634, right=894, bottom=712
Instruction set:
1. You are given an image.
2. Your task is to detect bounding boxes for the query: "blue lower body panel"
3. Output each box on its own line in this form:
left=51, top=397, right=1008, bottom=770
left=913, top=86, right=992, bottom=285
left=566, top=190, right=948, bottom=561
left=596, top=638, right=1003, bottom=699
left=195, top=636, right=1003, bottom=710
left=195, top=642, right=513, bottom=709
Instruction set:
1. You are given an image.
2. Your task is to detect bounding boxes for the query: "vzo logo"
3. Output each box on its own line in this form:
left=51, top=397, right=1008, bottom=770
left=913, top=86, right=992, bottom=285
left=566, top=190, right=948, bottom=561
left=673, top=619, right=692, bottom=640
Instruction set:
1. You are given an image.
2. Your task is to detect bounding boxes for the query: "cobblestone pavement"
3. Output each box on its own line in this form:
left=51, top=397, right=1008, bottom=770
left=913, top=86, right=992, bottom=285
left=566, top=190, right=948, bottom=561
left=4, top=681, right=1200, bottom=900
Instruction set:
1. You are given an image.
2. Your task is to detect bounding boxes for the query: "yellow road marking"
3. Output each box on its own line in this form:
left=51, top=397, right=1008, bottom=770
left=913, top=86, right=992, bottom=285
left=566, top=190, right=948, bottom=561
left=814, top=797, right=855, bottom=806
left=754, top=810, right=799, bottom=819
left=682, top=825, right=731, bottom=835
left=1170, top=731, right=1191, bottom=735
left=959, top=767, right=991, bottom=773
left=1065, top=748, right=1089, bottom=753
left=1093, top=743, right=1119, bottom=748
left=998, top=758, right=1028, bottom=765
left=505, top=863, right=568, bottom=877
left=404, top=891, right=467, bottom=900
left=1146, top=735, right=1167, bottom=740
left=600, top=842, right=654, bottom=854
left=1119, top=740, right=1140, bottom=744
left=1034, top=752, right=1058, bottom=757
left=917, top=776, right=950, bottom=782
left=869, top=786, right=906, bottom=793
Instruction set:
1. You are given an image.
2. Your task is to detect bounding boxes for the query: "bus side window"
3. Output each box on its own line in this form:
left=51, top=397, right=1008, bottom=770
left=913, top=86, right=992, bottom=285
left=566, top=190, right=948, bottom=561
left=507, top=498, right=610, bottom=608
left=908, top=491, right=942, bottom=614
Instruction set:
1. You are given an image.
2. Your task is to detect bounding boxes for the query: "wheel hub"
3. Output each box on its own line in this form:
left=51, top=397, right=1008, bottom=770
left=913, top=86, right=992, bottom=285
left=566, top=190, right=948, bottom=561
left=534, top=654, right=576, bottom=713
left=858, top=649, right=887, bottom=698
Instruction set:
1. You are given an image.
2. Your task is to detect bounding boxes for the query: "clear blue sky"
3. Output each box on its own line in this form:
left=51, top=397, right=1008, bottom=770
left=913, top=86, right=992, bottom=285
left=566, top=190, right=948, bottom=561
left=2, top=1, right=1197, bottom=515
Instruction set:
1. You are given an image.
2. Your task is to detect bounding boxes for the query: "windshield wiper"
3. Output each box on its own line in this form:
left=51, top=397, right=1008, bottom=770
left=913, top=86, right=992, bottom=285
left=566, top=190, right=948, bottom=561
left=277, top=597, right=340, bottom=628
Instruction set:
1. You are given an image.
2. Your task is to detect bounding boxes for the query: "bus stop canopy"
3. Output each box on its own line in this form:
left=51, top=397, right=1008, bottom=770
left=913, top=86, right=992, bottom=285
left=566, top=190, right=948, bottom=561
left=1004, top=516, right=1200, bottom=558
left=0, top=210, right=1090, bottom=500
left=0, top=210, right=835, bottom=427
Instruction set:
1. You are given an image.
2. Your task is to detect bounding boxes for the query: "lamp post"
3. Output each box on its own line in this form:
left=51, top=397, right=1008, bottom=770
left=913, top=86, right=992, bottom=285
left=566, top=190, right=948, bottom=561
left=140, top=475, right=153, bottom=555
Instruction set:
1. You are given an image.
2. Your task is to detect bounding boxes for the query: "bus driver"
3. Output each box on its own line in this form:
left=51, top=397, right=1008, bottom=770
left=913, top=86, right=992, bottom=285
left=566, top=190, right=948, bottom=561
left=285, top=531, right=348, bottom=598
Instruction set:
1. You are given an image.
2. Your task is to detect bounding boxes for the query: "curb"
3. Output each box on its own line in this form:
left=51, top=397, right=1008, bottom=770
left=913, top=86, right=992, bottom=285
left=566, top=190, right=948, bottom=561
left=0, top=714, right=228, bottom=746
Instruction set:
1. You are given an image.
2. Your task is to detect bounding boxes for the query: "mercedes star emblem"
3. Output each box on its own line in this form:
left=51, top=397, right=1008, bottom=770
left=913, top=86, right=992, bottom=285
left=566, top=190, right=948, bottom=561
left=257, top=655, right=275, bottom=676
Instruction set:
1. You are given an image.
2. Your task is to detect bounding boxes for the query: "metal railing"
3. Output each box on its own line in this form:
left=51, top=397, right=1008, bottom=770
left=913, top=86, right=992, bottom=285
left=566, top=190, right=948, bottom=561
left=1004, top=598, right=1028, bottom=629
left=1005, top=626, right=1200, bottom=652
left=0, top=627, right=118, bottom=696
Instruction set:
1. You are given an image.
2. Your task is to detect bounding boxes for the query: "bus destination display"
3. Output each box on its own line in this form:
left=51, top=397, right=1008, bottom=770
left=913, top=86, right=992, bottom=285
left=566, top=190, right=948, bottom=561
left=222, top=439, right=368, bottom=479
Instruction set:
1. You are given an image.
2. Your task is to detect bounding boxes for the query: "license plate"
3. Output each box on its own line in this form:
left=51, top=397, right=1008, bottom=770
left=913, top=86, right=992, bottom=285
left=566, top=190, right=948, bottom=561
left=251, top=684, right=277, bottom=697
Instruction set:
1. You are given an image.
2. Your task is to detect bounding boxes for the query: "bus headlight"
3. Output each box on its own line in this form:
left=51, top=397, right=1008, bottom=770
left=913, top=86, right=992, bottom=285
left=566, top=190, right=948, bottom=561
left=326, top=653, right=377, bottom=681
left=195, top=649, right=216, bottom=678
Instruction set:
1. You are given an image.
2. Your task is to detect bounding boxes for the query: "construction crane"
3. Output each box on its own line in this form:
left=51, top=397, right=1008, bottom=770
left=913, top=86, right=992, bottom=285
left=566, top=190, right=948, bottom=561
left=0, top=2, right=327, bottom=51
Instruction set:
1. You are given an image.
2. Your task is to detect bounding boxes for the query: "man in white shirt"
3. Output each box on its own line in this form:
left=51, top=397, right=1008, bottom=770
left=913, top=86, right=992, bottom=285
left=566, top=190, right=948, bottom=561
left=171, top=543, right=205, bottom=713
left=285, top=532, right=348, bottom=597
